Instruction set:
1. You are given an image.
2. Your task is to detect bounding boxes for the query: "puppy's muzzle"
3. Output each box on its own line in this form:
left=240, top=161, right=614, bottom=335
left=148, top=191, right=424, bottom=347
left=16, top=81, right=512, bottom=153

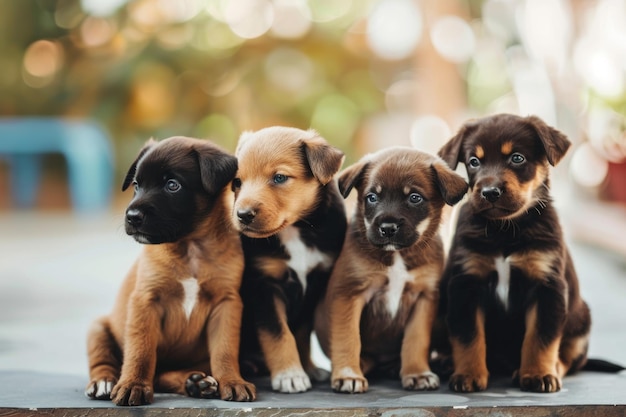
left=481, top=186, right=502, bottom=203
left=126, top=208, right=144, bottom=229
left=378, top=222, right=399, bottom=238
left=237, top=208, right=257, bottom=226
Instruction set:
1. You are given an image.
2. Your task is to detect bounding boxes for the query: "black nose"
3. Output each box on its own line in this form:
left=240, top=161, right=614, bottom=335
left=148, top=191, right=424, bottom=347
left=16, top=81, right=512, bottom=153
left=379, top=222, right=399, bottom=237
left=237, top=209, right=256, bottom=225
left=481, top=187, right=502, bottom=202
left=126, top=208, right=144, bottom=228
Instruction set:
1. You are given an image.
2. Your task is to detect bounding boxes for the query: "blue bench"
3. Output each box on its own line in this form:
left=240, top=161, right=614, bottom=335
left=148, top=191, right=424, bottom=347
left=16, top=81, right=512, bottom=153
left=0, top=117, right=114, bottom=212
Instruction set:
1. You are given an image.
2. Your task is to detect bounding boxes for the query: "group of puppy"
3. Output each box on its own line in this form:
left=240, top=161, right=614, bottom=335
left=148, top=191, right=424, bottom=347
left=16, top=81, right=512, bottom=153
left=84, top=113, right=613, bottom=406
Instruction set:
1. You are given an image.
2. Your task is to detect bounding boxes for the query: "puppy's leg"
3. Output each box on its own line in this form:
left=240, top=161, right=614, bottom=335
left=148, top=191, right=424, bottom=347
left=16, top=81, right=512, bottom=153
left=295, top=323, right=329, bottom=382
left=110, top=296, right=160, bottom=406
left=207, top=291, right=256, bottom=401
left=255, top=295, right=311, bottom=393
left=400, top=292, right=440, bottom=391
left=329, top=295, right=368, bottom=393
left=448, top=277, right=489, bottom=392
left=85, top=316, right=121, bottom=400
left=519, top=286, right=567, bottom=393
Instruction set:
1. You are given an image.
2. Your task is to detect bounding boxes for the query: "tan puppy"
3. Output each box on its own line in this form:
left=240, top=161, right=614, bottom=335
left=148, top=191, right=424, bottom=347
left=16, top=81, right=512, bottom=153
left=85, top=137, right=255, bottom=405
left=232, top=127, right=347, bottom=393
left=315, top=147, right=468, bottom=393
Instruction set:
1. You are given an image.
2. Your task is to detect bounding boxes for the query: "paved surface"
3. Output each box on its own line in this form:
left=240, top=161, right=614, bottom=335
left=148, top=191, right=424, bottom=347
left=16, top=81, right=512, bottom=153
left=0, top=211, right=625, bottom=413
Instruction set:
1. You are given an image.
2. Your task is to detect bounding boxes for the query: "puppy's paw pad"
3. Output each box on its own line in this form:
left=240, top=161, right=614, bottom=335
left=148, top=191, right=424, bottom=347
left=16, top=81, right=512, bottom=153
left=271, top=367, right=312, bottom=393
left=449, top=373, right=488, bottom=393
left=185, top=372, right=219, bottom=398
left=219, top=379, right=257, bottom=402
left=402, top=371, right=440, bottom=391
left=520, top=374, right=561, bottom=393
left=307, top=366, right=331, bottom=382
left=111, top=380, right=153, bottom=406
left=85, top=378, right=116, bottom=400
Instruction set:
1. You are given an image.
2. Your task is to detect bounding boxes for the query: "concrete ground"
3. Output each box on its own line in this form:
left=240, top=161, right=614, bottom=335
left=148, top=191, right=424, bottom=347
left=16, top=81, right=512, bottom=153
left=0, top=210, right=625, bottom=413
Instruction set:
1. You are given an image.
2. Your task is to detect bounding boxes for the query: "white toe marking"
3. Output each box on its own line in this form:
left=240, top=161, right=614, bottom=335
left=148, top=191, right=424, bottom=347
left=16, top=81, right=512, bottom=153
left=271, top=367, right=312, bottom=393
left=402, top=371, right=440, bottom=390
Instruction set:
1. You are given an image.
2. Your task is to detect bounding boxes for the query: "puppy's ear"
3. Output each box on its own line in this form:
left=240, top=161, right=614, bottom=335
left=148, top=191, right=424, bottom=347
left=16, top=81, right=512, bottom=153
left=525, top=116, right=571, bottom=166
left=338, top=159, right=369, bottom=199
left=301, top=131, right=345, bottom=185
left=196, top=144, right=238, bottom=195
left=438, top=121, right=478, bottom=169
left=122, top=138, right=156, bottom=191
left=431, top=160, right=469, bottom=206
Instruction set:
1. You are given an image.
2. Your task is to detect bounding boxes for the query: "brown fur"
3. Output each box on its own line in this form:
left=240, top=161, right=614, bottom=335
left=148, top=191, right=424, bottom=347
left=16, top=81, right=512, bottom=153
left=85, top=137, right=255, bottom=405
left=233, top=126, right=347, bottom=393
left=437, top=114, right=592, bottom=393
left=314, top=147, right=468, bottom=393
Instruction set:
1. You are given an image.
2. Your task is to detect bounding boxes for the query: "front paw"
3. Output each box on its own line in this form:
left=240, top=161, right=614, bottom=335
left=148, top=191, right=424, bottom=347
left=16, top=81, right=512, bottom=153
left=519, top=373, right=561, bottom=393
left=402, top=371, right=440, bottom=391
left=111, top=380, right=153, bottom=406
left=331, top=367, right=368, bottom=393
left=185, top=373, right=218, bottom=398
left=85, top=377, right=117, bottom=400
left=219, top=378, right=257, bottom=401
left=449, top=372, right=488, bottom=393
left=271, top=367, right=312, bottom=393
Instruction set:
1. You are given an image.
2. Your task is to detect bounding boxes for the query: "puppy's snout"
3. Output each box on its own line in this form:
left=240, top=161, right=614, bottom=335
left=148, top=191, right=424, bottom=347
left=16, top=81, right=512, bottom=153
left=481, top=186, right=502, bottom=203
left=378, top=222, right=399, bottom=238
left=126, top=208, right=144, bottom=228
left=237, top=208, right=257, bottom=225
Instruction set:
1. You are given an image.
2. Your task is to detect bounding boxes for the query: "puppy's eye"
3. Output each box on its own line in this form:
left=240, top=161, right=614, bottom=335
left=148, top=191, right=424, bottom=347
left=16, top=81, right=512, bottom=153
left=408, top=193, right=423, bottom=205
left=510, top=153, right=525, bottom=165
left=366, top=193, right=378, bottom=204
left=468, top=157, right=481, bottom=168
left=232, top=178, right=242, bottom=189
left=273, top=174, right=288, bottom=184
left=165, top=179, right=181, bottom=193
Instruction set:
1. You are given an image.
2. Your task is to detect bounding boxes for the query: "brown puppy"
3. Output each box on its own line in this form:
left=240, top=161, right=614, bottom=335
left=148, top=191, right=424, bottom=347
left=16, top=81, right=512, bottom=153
left=437, top=114, right=591, bottom=393
left=232, top=126, right=347, bottom=393
left=314, top=147, right=468, bottom=393
left=85, top=137, right=255, bottom=405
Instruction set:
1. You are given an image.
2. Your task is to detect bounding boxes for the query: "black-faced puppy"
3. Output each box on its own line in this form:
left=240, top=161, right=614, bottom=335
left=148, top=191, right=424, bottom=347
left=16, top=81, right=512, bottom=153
left=85, top=137, right=255, bottom=405
left=314, top=147, right=468, bottom=393
left=232, top=126, right=347, bottom=393
left=438, top=113, right=591, bottom=393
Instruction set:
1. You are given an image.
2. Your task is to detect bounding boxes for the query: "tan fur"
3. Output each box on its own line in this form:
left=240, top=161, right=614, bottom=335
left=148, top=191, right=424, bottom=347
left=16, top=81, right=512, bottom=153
left=450, top=309, right=489, bottom=392
left=510, top=250, right=561, bottom=282
left=315, top=147, right=468, bottom=393
left=501, top=141, right=513, bottom=155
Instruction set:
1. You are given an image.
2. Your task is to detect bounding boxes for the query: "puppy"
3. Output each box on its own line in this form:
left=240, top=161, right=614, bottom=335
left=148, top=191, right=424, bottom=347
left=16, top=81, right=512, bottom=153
left=437, top=113, right=591, bottom=393
left=232, top=126, right=347, bottom=393
left=314, top=147, right=468, bottom=393
left=85, top=137, right=255, bottom=405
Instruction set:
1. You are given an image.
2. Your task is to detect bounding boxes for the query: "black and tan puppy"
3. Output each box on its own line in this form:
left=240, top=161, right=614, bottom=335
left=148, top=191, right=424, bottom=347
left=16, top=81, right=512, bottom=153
left=232, top=126, right=347, bottom=393
left=314, top=147, right=468, bottom=393
left=437, top=113, right=591, bottom=393
left=85, top=137, right=255, bottom=405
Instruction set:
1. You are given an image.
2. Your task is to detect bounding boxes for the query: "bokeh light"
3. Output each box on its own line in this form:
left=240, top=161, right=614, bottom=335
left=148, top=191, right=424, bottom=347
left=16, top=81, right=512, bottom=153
left=570, top=142, right=609, bottom=188
left=366, top=0, right=422, bottom=60
left=223, top=0, right=274, bottom=39
left=430, top=16, right=475, bottom=63
left=22, top=40, right=64, bottom=88
left=410, top=115, right=451, bottom=155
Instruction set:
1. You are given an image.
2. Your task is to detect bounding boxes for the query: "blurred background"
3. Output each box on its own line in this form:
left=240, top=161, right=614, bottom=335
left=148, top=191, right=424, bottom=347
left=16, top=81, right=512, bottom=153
left=1, top=0, right=625, bottom=379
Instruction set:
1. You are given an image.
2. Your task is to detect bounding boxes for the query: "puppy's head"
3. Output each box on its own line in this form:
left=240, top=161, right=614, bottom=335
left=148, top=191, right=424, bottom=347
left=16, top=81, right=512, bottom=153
left=121, top=136, right=237, bottom=244
left=438, top=114, right=571, bottom=220
left=339, top=147, right=467, bottom=251
left=232, top=126, right=344, bottom=238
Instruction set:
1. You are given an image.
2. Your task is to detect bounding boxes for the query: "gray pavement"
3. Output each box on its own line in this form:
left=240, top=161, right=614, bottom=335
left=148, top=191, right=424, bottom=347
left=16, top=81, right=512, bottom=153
left=0, top=211, right=625, bottom=413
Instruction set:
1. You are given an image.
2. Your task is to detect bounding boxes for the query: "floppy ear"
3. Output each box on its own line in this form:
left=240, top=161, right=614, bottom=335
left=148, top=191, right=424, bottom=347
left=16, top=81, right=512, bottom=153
left=524, top=116, right=571, bottom=166
left=122, top=138, right=156, bottom=191
left=431, top=160, right=469, bottom=206
left=337, top=159, right=369, bottom=199
left=438, top=121, right=478, bottom=169
left=301, top=131, right=345, bottom=185
left=196, top=143, right=238, bottom=195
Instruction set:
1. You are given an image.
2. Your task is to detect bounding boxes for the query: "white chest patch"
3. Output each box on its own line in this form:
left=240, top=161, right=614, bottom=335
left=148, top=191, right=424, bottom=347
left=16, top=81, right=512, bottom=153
left=180, top=277, right=199, bottom=320
left=385, top=253, right=413, bottom=318
left=494, top=256, right=511, bottom=310
left=279, top=226, right=332, bottom=292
